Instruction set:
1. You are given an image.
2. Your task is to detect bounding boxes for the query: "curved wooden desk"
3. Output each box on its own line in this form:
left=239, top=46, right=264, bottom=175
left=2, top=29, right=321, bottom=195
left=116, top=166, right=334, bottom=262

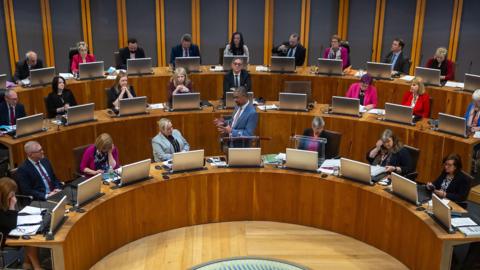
left=0, top=104, right=476, bottom=182
left=13, top=66, right=473, bottom=118
left=7, top=166, right=480, bottom=270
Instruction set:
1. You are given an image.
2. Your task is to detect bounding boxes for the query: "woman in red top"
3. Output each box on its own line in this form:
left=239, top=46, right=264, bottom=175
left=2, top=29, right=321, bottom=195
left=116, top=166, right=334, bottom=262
left=425, top=47, right=455, bottom=81
left=71, top=41, right=96, bottom=74
left=401, top=78, right=430, bottom=118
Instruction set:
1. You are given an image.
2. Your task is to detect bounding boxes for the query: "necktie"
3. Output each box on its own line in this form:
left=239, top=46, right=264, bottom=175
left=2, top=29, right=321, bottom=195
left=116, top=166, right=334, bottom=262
left=36, top=161, right=53, bottom=191
left=234, top=75, right=239, bottom=88
left=9, top=106, right=15, bottom=125
left=231, top=107, right=243, bottom=128
left=184, top=48, right=189, bottom=57
left=287, top=48, right=293, bottom=57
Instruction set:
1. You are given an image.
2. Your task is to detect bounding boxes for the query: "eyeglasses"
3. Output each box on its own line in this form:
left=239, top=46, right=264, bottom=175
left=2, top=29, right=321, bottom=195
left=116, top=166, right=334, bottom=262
left=31, top=148, right=44, bottom=154
left=444, top=162, right=455, bottom=167
left=233, top=62, right=243, bottom=66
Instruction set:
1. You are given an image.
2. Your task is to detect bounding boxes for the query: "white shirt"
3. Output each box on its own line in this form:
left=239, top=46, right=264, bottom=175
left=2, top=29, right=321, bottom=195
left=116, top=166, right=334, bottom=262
left=130, top=52, right=136, bottom=60
left=231, top=100, right=249, bottom=129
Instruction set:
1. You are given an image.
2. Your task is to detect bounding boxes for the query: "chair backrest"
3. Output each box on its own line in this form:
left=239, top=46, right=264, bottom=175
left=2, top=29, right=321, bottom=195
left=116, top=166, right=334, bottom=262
left=44, top=96, right=51, bottom=118
left=114, top=51, right=121, bottom=68
left=403, top=145, right=420, bottom=172
left=68, top=47, right=79, bottom=73
left=323, top=129, right=342, bottom=159
left=73, top=144, right=90, bottom=176
left=219, top=47, right=225, bottom=65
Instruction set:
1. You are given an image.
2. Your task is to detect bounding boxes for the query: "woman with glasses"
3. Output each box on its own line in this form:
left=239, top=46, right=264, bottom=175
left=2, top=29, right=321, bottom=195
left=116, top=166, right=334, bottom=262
left=71, top=41, right=96, bottom=74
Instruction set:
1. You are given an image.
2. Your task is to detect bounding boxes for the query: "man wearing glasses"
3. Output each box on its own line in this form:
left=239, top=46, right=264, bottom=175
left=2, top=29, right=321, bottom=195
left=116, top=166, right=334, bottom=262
left=222, top=57, right=251, bottom=101
left=0, top=89, right=26, bottom=126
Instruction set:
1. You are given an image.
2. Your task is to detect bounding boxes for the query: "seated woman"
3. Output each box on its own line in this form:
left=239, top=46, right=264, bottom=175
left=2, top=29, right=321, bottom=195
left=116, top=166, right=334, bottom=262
left=401, top=78, right=430, bottom=119
left=323, top=34, right=349, bottom=69
left=45, top=76, right=77, bottom=118
left=298, top=116, right=338, bottom=159
left=425, top=47, right=455, bottom=81
left=107, top=71, right=136, bottom=110
left=71, top=41, right=96, bottom=74
left=80, top=133, right=120, bottom=178
left=366, top=129, right=412, bottom=176
left=427, top=154, right=471, bottom=204
left=0, top=177, right=43, bottom=270
left=223, top=32, right=249, bottom=63
left=345, top=74, right=377, bottom=110
left=465, top=89, right=480, bottom=133
left=152, top=118, right=189, bottom=162
left=168, top=67, right=193, bottom=104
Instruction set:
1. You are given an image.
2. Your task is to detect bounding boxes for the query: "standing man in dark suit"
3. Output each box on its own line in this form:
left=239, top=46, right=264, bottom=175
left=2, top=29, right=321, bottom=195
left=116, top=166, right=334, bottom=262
left=117, top=38, right=146, bottom=69
left=272, top=33, right=306, bottom=66
left=382, top=38, right=410, bottom=74
left=0, top=89, right=26, bottom=126
left=16, top=141, right=62, bottom=201
left=222, top=57, right=251, bottom=100
left=170, top=34, right=201, bottom=66
left=13, top=51, right=44, bottom=85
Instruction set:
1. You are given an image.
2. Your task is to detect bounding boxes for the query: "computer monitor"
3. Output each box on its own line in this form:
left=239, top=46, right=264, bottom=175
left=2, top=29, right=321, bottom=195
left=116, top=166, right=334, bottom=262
left=437, top=113, right=467, bottom=138
left=432, top=194, right=454, bottom=233
left=463, top=73, right=480, bottom=92
left=78, top=61, right=105, bottom=80
left=0, top=74, right=6, bottom=90
left=14, top=114, right=45, bottom=138
left=391, top=172, right=431, bottom=206
left=171, top=149, right=205, bottom=173
left=331, top=96, right=360, bottom=117
left=47, top=195, right=67, bottom=238
left=384, top=103, right=414, bottom=125
left=317, top=58, right=343, bottom=76
left=283, top=81, right=313, bottom=104
left=223, top=55, right=248, bottom=71
left=30, top=67, right=55, bottom=87
left=367, top=62, right=392, bottom=80
left=415, top=67, right=441, bottom=86
left=65, top=103, right=95, bottom=126
left=171, top=92, right=201, bottom=111
left=278, top=92, right=308, bottom=111
left=75, top=174, right=103, bottom=208
left=228, top=148, right=262, bottom=167
left=127, top=58, right=153, bottom=76
left=285, top=148, right=318, bottom=172
left=270, top=56, right=296, bottom=73
left=118, top=159, right=151, bottom=187
left=225, top=91, right=254, bottom=109
left=339, top=158, right=386, bottom=185
left=118, top=96, right=147, bottom=117
left=175, top=57, right=201, bottom=72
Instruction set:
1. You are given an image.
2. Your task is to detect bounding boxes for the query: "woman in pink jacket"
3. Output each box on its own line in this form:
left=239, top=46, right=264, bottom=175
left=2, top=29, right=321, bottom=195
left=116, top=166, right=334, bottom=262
left=323, top=34, right=349, bottom=69
left=346, top=74, right=377, bottom=110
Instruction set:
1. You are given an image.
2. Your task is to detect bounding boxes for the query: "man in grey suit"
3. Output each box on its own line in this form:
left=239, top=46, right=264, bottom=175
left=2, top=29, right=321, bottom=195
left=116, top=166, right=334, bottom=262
left=152, top=118, right=190, bottom=162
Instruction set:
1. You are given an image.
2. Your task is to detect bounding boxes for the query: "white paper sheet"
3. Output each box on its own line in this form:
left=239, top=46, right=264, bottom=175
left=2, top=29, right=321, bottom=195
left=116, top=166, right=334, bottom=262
left=451, top=217, right=478, bottom=227
left=445, top=81, right=464, bottom=88
left=257, top=104, right=278, bottom=110
left=17, top=215, right=43, bottom=225
left=19, top=206, right=44, bottom=215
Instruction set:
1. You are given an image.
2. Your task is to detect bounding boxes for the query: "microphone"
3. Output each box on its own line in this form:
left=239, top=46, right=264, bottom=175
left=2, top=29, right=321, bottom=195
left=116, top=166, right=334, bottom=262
left=468, top=61, right=473, bottom=74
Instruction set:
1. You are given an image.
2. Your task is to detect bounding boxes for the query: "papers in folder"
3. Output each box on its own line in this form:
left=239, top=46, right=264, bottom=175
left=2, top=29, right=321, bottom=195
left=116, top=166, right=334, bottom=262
left=318, top=159, right=340, bottom=174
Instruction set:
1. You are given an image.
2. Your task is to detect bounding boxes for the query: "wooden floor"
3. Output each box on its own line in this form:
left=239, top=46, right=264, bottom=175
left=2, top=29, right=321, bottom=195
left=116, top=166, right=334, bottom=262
left=91, top=221, right=407, bottom=270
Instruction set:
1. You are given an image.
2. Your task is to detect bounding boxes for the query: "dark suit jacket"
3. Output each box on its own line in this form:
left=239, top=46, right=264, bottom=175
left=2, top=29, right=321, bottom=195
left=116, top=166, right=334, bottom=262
left=272, top=42, right=306, bottom=66
left=433, top=171, right=472, bottom=203
left=170, top=44, right=201, bottom=65
left=222, top=70, right=252, bottom=99
left=107, top=86, right=137, bottom=109
left=299, top=128, right=337, bottom=159
left=117, top=47, right=146, bottom=69
left=0, top=101, right=26, bottom=125
left=13, top=59, right=44, bottom=82
left=0, top=209, right=17, bottom=246
left=45, top=89, right=78, bottom=118
left=366, top=146, right=413, bottom=176
left=16, top=158, right=62, bottom=201
left=382, top=51, right=410, bottom=74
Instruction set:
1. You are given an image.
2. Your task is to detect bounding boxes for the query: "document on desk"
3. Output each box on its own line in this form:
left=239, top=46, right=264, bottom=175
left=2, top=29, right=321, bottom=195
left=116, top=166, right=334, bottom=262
left=9, top=224, right=41, bottom=236
left=149, top=103, right=164, bottom=110
left=368, top=109, right=385, bottom=115
left=210, top=66, right=224, bottom=72
left=451, top=217, right=478, bottom=228
left=257, top=104, right=278, bottom=111
left=17, top=214, right=43, bottom=225
left=445, top=81, right=464, bottom=88
left=19, top=206, right=44, bottom=215
left=318, top=159, right=340, bottom=174
left=255, top=66, right=269, bottom=72
left=474, top=131, right=480, bottom=139
left=400, top=75, right=415, bottom=81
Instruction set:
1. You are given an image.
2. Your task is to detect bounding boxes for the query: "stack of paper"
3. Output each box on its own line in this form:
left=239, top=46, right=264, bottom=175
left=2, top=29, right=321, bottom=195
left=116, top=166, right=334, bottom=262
left=209, top=66, right=224, bottom=72
left=58, top=73, right=75, bottom=80
left=149, top=103, right=164, bottom=110
left=400, top=75, right=415, bottom=81
left=255, top=66, right=269, bottom=72
left=257, top=104, right=278, bottom=111
left=19, top=206, right=44, bottom=215
left=318, top=159, right=340, bottom=174
left=368, top=109, right=385, bottom=115
left=451, top=217, right=477, bottom=228
left=445, top=81, right=464, bottom=88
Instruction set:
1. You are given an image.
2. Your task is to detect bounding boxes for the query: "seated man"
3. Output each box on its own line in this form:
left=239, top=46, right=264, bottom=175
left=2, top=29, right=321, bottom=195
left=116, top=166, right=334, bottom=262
left=16, top=141, right=62, bottom=201
left=13, top=51, right=44, bottom=84
left=382, top=38, right=410, bottom=74
left=222, top=57, right=251, bottom=101
left=0, top=89, right=26, bottom=126
left=214, top=86, right=258, bottom=147
left=117, top=38, right=146, bottom=69
left=170, top=33, right=201, bottom=66
left=271, top=33, right=306, bottom=66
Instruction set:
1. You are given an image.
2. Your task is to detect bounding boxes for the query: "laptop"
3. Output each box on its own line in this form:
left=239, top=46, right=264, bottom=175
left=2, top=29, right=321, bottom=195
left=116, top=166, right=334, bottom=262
left=432, top=194, right=454, bottom=233
left=225, top=91, right=253, bottom=109
left=171, top=149, right=205, bottom=173
left=64, top=103, right=95, bottom=126
left=46, top=195, right=67, bottom=238
left=0, top=74, right=6, bottom=90
left=278, top=92, right=308, bottom=111
left=384, top=103, right=414, bottom=125
left=463, top=74, right=480, bottom=92
left=437, top=113, right=467, bottom=138
left=117, top=96, right=147, bottom=117
left=175, top=57, right=201, bottom=72
left=415, top=67, right=441, bottom=86
left=284, top=81, right=313, bottom=104
left=13, top=113, right=45, bottom=138
left=331, top=96, right=360, bottom=117
left=29, top=67, right=55, bottom=87
left=285, top=148, right=318, bottom=172
left=391, top=172, right=431, bottom=205
left=223, top=55, right=248, bottom=71
left=367, top=62, right=392, bottom=80
left=317, top=58, right=343, bottom=76
left=340, top=158, right=386, bottom=185
left=270, top=56, right=296, bottom=73
left=228, top=148, right=262, bottom=167
left=73, top=174, right=104, bottom=208
left=115, top=159, right=151, bottom=187
left=127, top=58, right=153, bottom=75
left=170, top=92, right=201, bottom=111
left=78, top=61, right=105, bottom=80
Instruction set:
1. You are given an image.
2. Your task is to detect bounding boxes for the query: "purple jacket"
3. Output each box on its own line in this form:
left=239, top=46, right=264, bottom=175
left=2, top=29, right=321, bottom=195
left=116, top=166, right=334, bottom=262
left=323, top=47, right=349, bottom=69
left=80, top=144, right=120, bottom=177
left=345, top=82, right=378, bottom=108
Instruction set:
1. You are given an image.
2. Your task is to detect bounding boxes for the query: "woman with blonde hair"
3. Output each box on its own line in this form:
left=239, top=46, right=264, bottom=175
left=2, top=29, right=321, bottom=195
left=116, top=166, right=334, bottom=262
left=71, top=41, right=96, bottom=74
left=152, top=118, right=189, bottom=161
left=80, top=133, right=120, bottom=177
left=425, top=47, right=455, bottom=81
left=401, top=77, right=430, bottom=118
left=168, top=67, right=193, bottom=104
left=107, top=71, right=136, bottom=109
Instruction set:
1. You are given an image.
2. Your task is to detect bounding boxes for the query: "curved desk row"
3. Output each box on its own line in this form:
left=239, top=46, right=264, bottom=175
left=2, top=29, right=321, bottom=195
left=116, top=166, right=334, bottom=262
left=13, top=66, right=473, bottom=118
left=7, top=165, right=480, bottom=270
left=0, top=103, right=476, bottom=183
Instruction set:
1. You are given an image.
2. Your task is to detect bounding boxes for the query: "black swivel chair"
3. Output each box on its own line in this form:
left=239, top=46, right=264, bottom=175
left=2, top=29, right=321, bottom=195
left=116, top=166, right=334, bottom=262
left=219, top=47, right=225, bottom=65
left=114, top=51, right=121, bottom=69
left=403, top=145, right=420, bottom=181
left=72, top=144, right=89, bottom=178
left=323, top=130, right=342, bottom=159
left=68, top=47, right=79, bottom=73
